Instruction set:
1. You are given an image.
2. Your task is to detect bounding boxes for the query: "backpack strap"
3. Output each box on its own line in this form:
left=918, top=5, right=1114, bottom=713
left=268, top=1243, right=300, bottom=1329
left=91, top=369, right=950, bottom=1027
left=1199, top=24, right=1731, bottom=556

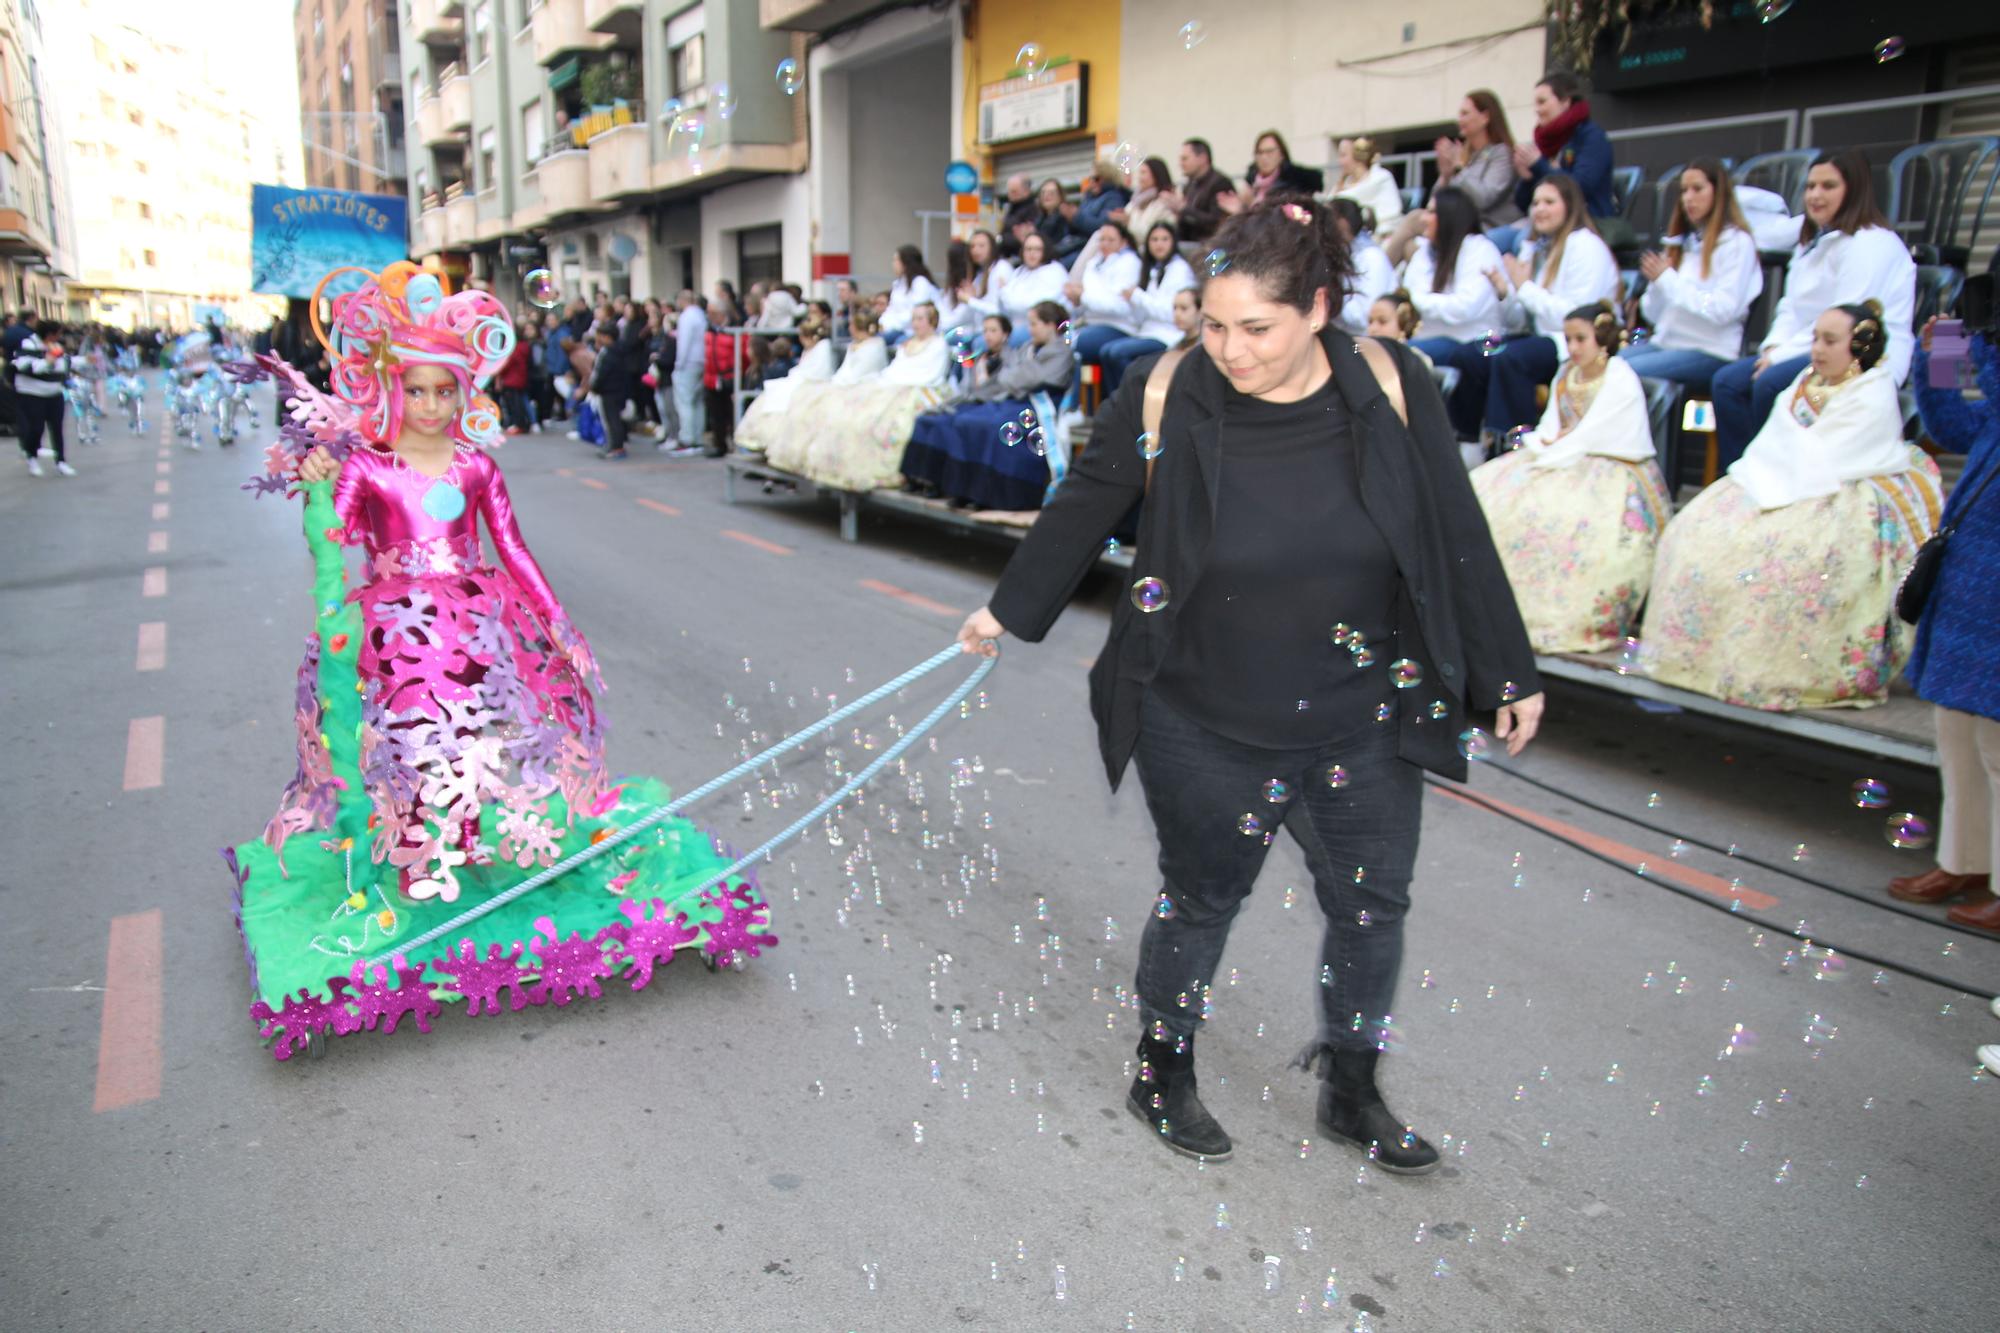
left=1141, top=337, right=1407, bottom=495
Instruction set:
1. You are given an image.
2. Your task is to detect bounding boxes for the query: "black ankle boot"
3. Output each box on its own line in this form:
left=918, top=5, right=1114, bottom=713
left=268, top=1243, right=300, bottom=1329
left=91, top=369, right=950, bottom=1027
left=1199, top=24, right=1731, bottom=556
left=1301, top=1043, right=1439, bottom=1175
left=1127, top=1031, right=1232, bottom=1161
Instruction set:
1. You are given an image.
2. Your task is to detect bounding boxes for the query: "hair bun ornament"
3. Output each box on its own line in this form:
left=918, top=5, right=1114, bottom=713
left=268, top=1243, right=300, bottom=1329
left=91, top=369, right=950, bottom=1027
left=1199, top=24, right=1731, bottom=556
left=1280, top=201, right=1313, bottom=225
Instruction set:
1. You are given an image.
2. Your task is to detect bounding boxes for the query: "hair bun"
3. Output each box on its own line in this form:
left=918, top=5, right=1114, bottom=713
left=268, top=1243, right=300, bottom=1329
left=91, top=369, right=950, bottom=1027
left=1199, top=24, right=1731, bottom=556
left=1862, top=298, right=1885, bottom=319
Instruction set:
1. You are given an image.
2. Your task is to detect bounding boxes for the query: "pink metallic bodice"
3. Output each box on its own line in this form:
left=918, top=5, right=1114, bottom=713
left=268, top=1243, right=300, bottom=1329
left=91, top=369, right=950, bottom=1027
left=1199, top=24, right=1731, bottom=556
left=331, top=445, right=566, bottom=623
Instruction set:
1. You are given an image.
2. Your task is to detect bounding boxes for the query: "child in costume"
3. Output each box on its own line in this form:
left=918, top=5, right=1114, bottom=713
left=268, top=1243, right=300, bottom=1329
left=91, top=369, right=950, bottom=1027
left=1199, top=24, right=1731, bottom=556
left=226, top=262, right=775, bottom=1059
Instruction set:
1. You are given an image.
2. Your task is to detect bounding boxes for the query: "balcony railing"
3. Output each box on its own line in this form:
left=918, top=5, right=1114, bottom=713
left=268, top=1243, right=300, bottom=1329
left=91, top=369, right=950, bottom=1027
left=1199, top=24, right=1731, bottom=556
left=415, top=94, right=451, bottom=148
left=586, top=121, right=649, bottom=199
left=439, top=70, right=472, bottom=131
left=536, top=148, right=592, bottom=215
left=583, top=0, right=643, bottom=43
left=532, top=0, right=611, bottom=66
left=444, top=190, right=476, bottom=246
left=417, top=205, right=448, bottom=256
left=410, top=0, right=463, bottom=45
left=570, top=98, right=641, bottom=147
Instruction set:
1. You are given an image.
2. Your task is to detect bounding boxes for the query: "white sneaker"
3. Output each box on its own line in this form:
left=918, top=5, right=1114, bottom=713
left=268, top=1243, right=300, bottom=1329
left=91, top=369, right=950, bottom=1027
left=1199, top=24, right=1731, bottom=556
left=1980, top=1044, right=2000, bottom=1077
left=663, top=444, right=704, bottom=458
left=25, top=457, right=42, bottom=476
left=566, top=430, right=581, bottom=441
left=55, top=460, right=76, bottom=476
left=1991, top=996, right=2000, bottom=1021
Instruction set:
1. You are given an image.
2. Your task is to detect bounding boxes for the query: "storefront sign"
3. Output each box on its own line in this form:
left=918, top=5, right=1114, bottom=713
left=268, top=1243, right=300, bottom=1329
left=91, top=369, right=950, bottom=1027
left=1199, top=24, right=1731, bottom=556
left=977, top=63, right=1087, bottom=146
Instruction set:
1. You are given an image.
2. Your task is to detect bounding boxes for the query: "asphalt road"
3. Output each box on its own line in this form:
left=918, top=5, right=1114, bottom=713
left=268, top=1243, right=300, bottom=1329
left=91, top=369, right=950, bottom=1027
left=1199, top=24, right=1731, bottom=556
left=2, top=379, right=1995, bottom=1332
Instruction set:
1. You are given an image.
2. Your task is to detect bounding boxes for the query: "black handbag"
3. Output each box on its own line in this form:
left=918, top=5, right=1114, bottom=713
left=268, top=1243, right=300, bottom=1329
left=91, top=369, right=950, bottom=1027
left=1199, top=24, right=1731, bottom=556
left=1897, top=461, right=1997, bottom=624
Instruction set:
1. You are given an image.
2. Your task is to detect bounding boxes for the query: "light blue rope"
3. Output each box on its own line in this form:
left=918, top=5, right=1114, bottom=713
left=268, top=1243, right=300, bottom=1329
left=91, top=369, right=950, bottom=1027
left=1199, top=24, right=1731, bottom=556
left=369, top=644, right=995, bottom=968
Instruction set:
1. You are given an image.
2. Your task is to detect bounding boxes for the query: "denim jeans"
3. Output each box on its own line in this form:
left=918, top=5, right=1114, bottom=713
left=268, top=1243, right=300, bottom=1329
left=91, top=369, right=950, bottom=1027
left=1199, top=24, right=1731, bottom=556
left=1098, top=335, right=1169, bottom=396
left=1618, top=345, right=1728, bottom=397
left=672, top=364, right=706, bottom=447
left=1131, top=691, right=1425, bottom=1050
left=1712, top=352, right=1810, bottom=470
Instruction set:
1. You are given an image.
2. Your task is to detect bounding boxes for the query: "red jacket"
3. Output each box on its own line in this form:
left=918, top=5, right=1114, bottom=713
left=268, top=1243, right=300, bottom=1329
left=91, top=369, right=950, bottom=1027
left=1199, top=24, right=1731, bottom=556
left=704, top=329, right=741, bottom=390
left=497, top=339, right=532, bottom=390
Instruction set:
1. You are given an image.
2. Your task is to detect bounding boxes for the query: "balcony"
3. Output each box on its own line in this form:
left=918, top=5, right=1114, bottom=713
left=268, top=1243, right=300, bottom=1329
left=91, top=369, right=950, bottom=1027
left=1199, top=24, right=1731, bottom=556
left=586, top=122, right=650, bottom=199
left=415, top=94, right=452, bottom=149
left=759, top=0, right=886, bottom=33
left=0, top=199, right=52, bottom=259
left=416, top=200, right=448, bottom=255
left=474, top=188, right=508, bottom=243
left=533, top=0, right=612, bottom=66
left=536, top=148, right=593, bottom=216
left=439, top=69, right=472, bottom=132
left=410, top=0, right=463, bottom=45
left=444, top=186, right=476, bottom=248
left=583, top=0, right=644, bottom=44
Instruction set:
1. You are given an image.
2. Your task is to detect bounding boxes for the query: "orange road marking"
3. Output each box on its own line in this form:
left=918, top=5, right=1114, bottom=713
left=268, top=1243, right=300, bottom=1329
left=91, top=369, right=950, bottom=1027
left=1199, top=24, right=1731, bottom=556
left=153, top=480, right=170, bottom=495
left=720, top=529, right=793, bottom=556
left=93, top=910, right=163, bottom=1113
left=555, top=467, right=575, bottom=478
left=141, top=567, right=167, bottom=598
left=147, top=531, right=169, bottom=553
left=859, top=578, right=961, bottom=618
left=578, top=476, right=610, bottom=491
left=1430, top=785, right=1781, bottom=911
left=151, top=502, right=169, bottom=520
left=155, top=461, right=170, bottom=475
left=136, top=622, right=167, bottom=672
left=636, top=497, right=681, bottom=517
left=123, top=717, right=164, bottom=791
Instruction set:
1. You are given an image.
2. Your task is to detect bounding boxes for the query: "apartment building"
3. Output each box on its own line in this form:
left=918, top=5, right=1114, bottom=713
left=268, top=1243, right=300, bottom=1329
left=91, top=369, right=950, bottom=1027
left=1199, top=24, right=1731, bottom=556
left=295, top=0, right=409, bottom=198
left=0, top=0, right=75, bottom=317
left=401, top=0, right=809, bottom=306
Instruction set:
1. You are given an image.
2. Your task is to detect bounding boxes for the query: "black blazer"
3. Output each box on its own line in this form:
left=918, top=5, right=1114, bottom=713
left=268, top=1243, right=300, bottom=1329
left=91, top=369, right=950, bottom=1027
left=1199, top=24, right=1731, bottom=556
left=988, top=330, right=1541, bottom=789
left=1243, top=161, right=1327, bottom=197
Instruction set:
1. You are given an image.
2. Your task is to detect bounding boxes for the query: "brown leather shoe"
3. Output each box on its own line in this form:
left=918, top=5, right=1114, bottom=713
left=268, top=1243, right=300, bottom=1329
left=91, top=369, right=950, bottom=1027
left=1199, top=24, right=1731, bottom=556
left=1888, top=868, right=1991, bottom=903
left=1945, top=894, right=2000, bottom=932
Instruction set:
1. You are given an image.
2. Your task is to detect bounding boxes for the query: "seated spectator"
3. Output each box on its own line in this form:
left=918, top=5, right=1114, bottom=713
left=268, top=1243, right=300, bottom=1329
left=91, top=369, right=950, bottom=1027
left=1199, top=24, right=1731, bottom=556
left=1469, top=303, right=1671, bottom=652
left=1169, top=138, right=1239, bottom=249
left=1064, top=222, right=1144, bottom=393
left=756, top=304, right=887, bottom=470
left=934, top=238, right=980, bottom=335
left=1031, top=178, right=1074, bottom=258
left=1711, top=149, right=1916, bottom=469
left=1329, top=198, right=1397, bottom=335
left=1644, top=303, right=1939, bottom=709
left=1384, top=89, right=1522, bottom=264
left=1111, top=157, right=1178, bottom=240
left=1243, top=130, right=1326, bottom=207
left=783, top=302, right=952, bottom=490
left=1626, top=158, right=1764, bottom=397
left=1329, top=136, right=1404, bottom=230
left=1366, top=289, right=1430, bottom=367
left=962, top=314, right=1014, bottom=393
left=1506, top=70, right=1616, bottom=253
left=899, top=301, right=1077, bottom=510
left=1403, top=186, right=1512, bottom=439
left=960, top=230, right=1013, bottom=323
left=1891, top=318, right=2000, bottom=929
left=992, top=233, right=1072, bottom=346
left=832, top=278, right=859, bottom=338
left=881, top=244, right=943, bottom=347
left=1074, top=158, right=1133, bottom=238
left=759, top=283, right=802, bottom=329
left=1093, top=223, right=1198, bottom=394
left=1449, top=174, right=1620, bottom=446
left=997, top=174, right=1038, bottom=260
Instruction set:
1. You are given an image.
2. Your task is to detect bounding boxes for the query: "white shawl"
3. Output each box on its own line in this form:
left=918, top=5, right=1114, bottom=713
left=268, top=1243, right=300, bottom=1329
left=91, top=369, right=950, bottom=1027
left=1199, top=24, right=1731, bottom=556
left=1523, top=356, right=1657, bottom=469
left=1726, top=364, right=1910, bottom=510
left=832, top=337, right=889, bottom=385
left=881, top=333, right=949, bottom=388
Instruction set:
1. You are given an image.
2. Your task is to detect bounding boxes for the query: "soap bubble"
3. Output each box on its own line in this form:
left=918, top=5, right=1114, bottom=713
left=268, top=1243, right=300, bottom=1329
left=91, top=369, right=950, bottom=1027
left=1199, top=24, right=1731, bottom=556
left=1389, top=658, right=1423, bottom=688
left=1057, top=319, right=1076, bottom=347
left=1324, top=764, right=1350, bottom=789
left=1261, top=779, right=1292, bottom=803
left=1237, top=813, right=1264, bottom=837
left=1872, top=36, right=1905, bottom=63
left=524, top=269, right=561, bottom=309
left=1131, top=576, right=1169, bottom=613
left=999, top=421, right=1023, bottom=447
left=713, top=82, right=737, bottom=119
left=1330, top=622, right=1357, bottom=647
left=1885, top=812, right=1933, bottom=850
left=1154, top=894, right=1175, bottom=920
left=1756, top=0, right=1793, bottom=21
left=1110, top=140, right=1138, bottom=175
left=1502, top=426, right=1530, bottom=451
left=775, top=57, right=803, bottom=96
left=1479, top=330, right=1503, bottom=356
left=1178, top=20, right=1207, bottom=50
left=1850, top=778, right=1890, bottom=809
left=945, top=325, right=981, bottom=365
left=1018, top=407, right=1037, bottom=429
left=1428, top=699, right=1449, bottom=720
left=1457, top=728, right=1492, bottom=761
left=1204, top=248, right=1231, bottom=277
left=1350, top=646, right=1376, bottom=668
left=1014, top=42, right=1047, bottom=80
left=1136, top=431, right=1163, bottom=460
left=657, top=95, right=684, bottom=129
left=1499, top=679, right=1521, bottom=702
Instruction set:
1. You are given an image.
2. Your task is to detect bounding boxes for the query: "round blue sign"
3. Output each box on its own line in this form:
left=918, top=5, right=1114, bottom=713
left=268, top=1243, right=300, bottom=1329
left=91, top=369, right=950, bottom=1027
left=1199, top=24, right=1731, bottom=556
left=944, top=160, right=979, bottom=195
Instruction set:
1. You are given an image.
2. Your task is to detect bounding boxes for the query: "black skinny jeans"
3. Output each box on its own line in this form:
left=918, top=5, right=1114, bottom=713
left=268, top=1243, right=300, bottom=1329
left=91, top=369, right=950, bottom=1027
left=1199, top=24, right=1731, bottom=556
left=16, top=391, right=65, bottom=462
left=1132, top=690, right=1425, bottom=1050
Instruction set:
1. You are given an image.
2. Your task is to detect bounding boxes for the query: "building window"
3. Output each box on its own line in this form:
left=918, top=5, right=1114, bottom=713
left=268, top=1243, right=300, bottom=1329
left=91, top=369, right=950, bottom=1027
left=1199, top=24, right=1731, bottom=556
left=143, top=249, right=157, bottom=267
left=737, top=225, right=783, bottom=288
left=520, top=96, right=542, bottom=167
left=472, top=1, right=493, bottom=65
left=127, top=108, right=142, bottom=126
left=138, top=201, right=151, bottom=219
left=478, top=127, right=496, bottom=189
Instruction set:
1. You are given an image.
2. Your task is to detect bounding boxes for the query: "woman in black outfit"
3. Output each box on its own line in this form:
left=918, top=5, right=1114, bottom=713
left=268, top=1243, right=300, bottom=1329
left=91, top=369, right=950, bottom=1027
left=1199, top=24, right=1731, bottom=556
left=956, top=196, right=1544, bottom=1172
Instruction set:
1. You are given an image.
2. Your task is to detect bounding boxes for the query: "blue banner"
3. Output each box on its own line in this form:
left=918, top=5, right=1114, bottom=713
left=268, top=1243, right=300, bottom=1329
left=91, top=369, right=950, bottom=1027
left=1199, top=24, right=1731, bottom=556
left=249, top=184, right=411, bottom=298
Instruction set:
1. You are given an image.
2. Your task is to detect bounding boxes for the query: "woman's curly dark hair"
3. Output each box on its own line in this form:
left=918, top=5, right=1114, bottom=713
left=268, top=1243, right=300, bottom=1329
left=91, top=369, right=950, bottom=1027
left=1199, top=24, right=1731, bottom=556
left=1201, top=193, right=1357, bottom=318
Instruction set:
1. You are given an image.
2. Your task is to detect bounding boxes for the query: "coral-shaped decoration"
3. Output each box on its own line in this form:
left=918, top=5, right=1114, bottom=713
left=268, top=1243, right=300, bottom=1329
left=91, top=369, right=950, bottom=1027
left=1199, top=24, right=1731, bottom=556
left=345, top=954, right=442, bottom=1035
left=525, top=915, right=615, bottom=1007
left=250, top=978, right=358, bottom=1061
left=699, top=883, right=780, bottom=964
left=430, top=938, right=530, bottom=1016
left=604, top=897, right=703, bottom=991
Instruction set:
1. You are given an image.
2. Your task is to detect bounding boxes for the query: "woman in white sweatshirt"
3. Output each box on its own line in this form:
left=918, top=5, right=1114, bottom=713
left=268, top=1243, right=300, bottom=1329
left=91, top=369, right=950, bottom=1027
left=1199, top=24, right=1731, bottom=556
left=1468, top=174, right=1621, bottom=442
left=1625, top=158, right=1764, bottom=395
left=1092, top=222, right=1197, bottom=393
left=1062, top=222, right=1144, bottom=397
left=1327, top=136, right=1405, bottom=230
left=993, top=232, right=1072, bottom=347
left=1710, top=148, right=1915, bottom=469
left=1329, top=198, right=1398, bottom=334
left=878, top=244, right=942, bottom=346
left=1404, top=186, right=1510, bottom=440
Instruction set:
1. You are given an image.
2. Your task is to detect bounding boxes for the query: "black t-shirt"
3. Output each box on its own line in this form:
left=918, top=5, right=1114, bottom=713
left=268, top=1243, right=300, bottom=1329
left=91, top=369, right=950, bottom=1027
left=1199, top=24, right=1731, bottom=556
left=1152, top=373, right=1399, bottom=749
